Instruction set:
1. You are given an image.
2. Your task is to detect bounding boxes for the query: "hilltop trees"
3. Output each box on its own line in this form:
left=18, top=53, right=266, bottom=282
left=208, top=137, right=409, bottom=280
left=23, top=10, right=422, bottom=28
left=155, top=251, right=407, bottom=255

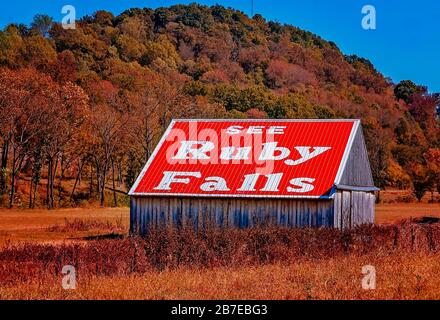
left=394, top=80, right=418, bottom=103
left=408, top=92, right=439, bottom=144
left=265, top=59, right=316, bottom=89
left=30, top=14, right=53, bottom=37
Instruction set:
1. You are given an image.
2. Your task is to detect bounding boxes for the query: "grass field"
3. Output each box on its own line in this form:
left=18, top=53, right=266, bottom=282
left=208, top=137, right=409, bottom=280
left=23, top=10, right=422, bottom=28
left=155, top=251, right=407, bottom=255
left=0, top=202, right=440, bottom=300
left=0, top=207, right=128, bottom=245
left=376, top=203, right=440, bottom=224
left=2, top=253, right=440, bottom=300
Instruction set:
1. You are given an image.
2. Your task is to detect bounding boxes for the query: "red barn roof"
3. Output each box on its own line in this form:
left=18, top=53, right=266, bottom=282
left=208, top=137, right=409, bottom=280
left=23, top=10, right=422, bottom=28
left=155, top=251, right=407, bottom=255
left=129, top=119, right=369, bottom=199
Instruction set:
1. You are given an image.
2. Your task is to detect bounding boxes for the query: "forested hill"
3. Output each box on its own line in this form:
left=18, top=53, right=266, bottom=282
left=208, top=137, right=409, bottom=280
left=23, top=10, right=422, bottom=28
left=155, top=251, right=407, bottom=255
left=0, top=4, right=439, bottom=208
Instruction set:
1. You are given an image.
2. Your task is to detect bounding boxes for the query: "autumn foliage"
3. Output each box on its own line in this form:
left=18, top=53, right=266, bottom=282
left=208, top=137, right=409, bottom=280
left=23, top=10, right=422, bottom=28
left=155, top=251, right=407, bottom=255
left=0, top=4, right=438, bottom=208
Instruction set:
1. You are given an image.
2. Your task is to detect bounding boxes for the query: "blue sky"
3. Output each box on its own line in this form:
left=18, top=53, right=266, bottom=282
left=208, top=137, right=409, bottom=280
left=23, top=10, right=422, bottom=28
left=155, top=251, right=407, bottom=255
left=1, top=0, right=439, bottom=92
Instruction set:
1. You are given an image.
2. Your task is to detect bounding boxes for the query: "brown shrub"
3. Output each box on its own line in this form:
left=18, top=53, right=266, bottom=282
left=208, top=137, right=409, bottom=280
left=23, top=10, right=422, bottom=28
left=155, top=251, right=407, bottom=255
left=46, top=218, right=125, bottom=233
left=1, top=222, right=439, bottom=286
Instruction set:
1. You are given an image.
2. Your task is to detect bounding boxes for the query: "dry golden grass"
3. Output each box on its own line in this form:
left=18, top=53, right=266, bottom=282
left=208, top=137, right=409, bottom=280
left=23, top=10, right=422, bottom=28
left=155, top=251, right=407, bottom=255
left=2, top=252, right=440, bottom=300
left=1, top=202, right=440, bottom=300
left=1, top=220, right=440, bottom=300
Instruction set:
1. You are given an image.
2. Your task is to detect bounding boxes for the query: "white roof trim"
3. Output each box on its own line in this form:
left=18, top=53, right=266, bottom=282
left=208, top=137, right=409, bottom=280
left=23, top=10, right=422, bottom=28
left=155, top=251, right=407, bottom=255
left=130, top=192, right=332, bottom=200
left=128, top=120, right=177, bottom=196
left=334, top=120, right=360, bottom=185
left=336, top=184, right=380, bottom=192
left=172, top=118, right=360, bottom=123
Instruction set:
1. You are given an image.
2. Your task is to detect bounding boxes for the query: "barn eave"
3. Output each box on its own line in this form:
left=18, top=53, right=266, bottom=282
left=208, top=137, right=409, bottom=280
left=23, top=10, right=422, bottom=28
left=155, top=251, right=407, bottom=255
left=128, top=192, right=333, bottom=200
left=335, top=121, right=376, bottom=188
left=335, top=184, right=380, bottom=192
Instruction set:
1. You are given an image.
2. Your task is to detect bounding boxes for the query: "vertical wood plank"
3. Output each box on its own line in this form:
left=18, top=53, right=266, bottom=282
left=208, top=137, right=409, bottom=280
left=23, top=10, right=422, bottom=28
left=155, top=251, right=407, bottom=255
left=333, top=192, right=340, bottom=229
left=342, top=191, right=351, bottom=229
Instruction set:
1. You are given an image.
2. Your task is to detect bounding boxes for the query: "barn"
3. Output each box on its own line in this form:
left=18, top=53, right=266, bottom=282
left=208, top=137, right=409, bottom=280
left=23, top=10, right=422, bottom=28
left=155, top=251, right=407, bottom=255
left=129, top=119, right=379, bottom=234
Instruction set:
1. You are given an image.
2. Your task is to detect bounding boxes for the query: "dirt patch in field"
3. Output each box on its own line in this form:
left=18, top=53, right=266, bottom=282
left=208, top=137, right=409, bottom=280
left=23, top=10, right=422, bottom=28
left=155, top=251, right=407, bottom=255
left=376, top=203, right=440, bottom=224
left=0, top=208, right=129, bottom=245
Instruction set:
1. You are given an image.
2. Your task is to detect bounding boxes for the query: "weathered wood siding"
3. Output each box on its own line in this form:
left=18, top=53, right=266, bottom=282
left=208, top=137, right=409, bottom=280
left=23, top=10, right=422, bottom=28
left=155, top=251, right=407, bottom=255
left=339, top=126, right=375, bottom=187
left=333, top=190, right=375, bottom=229
left=130, top=197, right=334, bottom=234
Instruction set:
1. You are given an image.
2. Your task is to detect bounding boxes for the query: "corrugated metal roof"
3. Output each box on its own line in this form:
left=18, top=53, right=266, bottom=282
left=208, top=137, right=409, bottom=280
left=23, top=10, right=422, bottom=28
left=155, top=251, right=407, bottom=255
left=129, top=119, right=359, bottom=199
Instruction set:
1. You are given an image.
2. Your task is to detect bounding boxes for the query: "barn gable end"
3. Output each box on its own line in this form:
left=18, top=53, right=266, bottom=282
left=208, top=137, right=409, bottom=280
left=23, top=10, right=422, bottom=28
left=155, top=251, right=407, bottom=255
left=337, top=125, right=375, bottom=188
left=333, top=124, right=378, bottom=228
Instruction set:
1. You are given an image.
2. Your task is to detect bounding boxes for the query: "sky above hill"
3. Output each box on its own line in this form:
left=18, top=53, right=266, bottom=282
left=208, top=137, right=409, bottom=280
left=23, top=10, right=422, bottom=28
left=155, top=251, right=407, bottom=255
left=0, top=0, right=438, bottom=92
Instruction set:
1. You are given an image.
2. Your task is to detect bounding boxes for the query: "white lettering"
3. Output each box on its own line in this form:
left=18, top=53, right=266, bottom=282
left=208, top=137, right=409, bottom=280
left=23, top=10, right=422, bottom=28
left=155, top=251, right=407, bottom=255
left=258, top=142, right=290, bottom=161
left=172, top=141, right=214, bottom=160
left=261, top=173, right=283, bottom=192
left=287, top=177, right=316, bottom=193
left=226, top=125, right=243, bottom=135
left=268, top=126, right=286, bottom=135
left=284, top=147, right=331, bottom=166
left=237, top=173, right=260, bottom=192
left=220, top=146, right=252, bottom=160
left=247, top=126, right=265, bottom=134
left=154, top=171, right=201, bottom=190
left=200, top=177, right=230, bottom=192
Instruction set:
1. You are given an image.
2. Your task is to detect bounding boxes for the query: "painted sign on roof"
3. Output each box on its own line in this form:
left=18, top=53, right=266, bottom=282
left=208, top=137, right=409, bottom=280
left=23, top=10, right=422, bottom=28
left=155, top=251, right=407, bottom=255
left=129, top=119, right=359, bottom=198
